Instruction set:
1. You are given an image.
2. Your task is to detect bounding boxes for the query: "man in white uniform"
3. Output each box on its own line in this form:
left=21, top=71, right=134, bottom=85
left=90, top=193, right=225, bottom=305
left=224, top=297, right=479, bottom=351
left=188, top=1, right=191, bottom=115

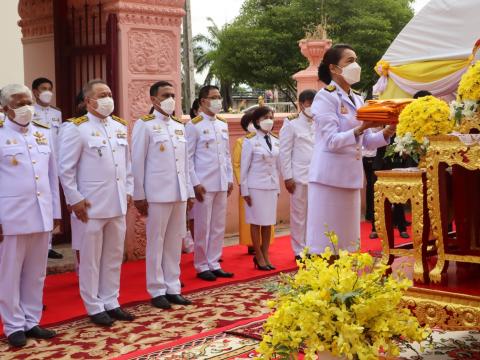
left=58, top=79, right=135, bottom=326
left=0, top=84, right=61, bottom=347
left=132, top=81, right=194, bottom=309
left=32, top=77, right=64, bottom=259
left=279, top=89, right=316, bottom=260
left=185, top=85, right=234, bottom=281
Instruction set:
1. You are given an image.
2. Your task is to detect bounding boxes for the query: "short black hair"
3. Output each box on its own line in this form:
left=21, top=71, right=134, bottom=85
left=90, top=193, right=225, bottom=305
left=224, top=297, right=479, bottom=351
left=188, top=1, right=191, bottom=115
left=190, top=98, right=200, bottom=119
left=299, top=89, right=317, bottom=104
left=413, top=90, right=432, bottom=99
left=32, top=77, right=53, bottom=90
left=251, top=106, right=274, bottom=128
left=240, top=108, right=257, bottom=132
left=198, top=85, right=220, bottom=100
left=83, top=78, right=108, bottom=97
left=150, top=80, right=173, bottom=97
left=318, top=44, right=354, bottom=84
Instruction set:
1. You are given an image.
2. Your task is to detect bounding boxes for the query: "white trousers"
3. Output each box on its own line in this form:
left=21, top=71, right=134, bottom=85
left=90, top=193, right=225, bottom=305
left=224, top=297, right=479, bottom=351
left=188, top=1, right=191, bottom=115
left=193, top=191, right=227, bottom=273
left=290, top=183, right=308, bottom=255
left=79, top=216, right=126, bottom=315
left=146, top=202, right=186, bottom=298
left=0, top=233, right=49, bottom=336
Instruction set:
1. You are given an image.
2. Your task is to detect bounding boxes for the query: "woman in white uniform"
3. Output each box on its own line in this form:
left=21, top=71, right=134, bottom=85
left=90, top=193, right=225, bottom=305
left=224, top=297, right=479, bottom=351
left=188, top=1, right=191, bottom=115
left=241, top=106, right=280, bottom=270
left=307, top=44, right=396, bottom=254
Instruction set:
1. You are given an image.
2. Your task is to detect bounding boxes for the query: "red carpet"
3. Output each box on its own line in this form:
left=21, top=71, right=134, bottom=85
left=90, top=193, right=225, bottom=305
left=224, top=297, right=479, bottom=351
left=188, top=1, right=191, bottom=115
left=0, top=220, right=412, bottom=337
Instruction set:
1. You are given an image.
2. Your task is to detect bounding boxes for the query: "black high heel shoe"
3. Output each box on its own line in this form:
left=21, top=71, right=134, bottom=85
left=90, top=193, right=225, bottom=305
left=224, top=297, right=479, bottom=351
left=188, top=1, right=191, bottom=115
left=266, top=263, right=276, bottom=270
left=253, top=257, right=271, bottom=271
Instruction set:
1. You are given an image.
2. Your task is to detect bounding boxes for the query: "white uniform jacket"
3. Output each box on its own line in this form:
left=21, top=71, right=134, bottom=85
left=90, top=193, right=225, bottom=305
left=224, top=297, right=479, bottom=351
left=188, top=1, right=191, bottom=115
left=33, top=103, right=62, bottom=155
left=185, top=112, right=233, bottom=192
left=132, top=110, right=194, bottom=203
left=240, top=131, right=281, bottom=196
left=58, top=112, right=134, bottom=218
left=0, top=119, right=61, bottom=235
left=279, top=113, right=314, bottom=185
left=309, top=82, right=388, bottom=190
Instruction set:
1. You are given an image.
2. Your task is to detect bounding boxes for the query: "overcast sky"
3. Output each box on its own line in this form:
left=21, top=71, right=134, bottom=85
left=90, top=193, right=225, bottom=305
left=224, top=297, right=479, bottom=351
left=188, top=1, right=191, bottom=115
left=0, top=0, right=431, bottom=86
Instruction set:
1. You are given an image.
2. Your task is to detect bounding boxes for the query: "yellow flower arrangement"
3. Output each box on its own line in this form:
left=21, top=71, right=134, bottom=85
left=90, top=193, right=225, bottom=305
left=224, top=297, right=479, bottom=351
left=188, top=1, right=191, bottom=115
left=257, top=230, right=430, bottom=360
left=457, top=60, right=480, bottom=101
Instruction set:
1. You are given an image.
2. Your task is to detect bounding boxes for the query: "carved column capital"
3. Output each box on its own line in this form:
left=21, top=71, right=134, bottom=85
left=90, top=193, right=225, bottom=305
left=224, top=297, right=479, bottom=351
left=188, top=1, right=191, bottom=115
left=18, top=0, right=54, bottom=39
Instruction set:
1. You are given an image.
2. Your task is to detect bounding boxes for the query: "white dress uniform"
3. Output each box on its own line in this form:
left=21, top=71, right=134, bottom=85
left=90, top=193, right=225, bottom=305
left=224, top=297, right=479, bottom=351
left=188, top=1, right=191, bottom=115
left=0, top=118, right=61, bottom=337
left=33, top=103, right=63, bottom=251
left=240, top=131, right=281, bottom=226
left=132, top=110, right=194, bottom=298
left=58, top=112, right=133, bottom=315
left=306, top=81, right=388, bottom=253
left=279, top=112, right=314, bottom=255
left=185, top=112, right=233, bottom=273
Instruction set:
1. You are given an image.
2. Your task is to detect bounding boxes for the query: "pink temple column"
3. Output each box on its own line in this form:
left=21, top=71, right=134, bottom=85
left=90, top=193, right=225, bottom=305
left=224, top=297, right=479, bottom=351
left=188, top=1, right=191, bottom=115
left=293, top=38, right=332, bottom=96
left=103, top=0, right=186, bottom=260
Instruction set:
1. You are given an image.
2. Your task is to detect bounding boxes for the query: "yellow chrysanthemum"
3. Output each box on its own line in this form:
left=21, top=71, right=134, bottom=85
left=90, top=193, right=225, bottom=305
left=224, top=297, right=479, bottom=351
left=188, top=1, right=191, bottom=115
left=397, top=95, right=454, bottom=142
left=458, top=60, right=480, bottom=101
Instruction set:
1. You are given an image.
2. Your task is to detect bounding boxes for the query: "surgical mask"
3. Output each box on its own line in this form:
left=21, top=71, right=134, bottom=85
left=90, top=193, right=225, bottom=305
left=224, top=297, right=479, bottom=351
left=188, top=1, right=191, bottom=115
left=95, top=97, right=114, bottom=117
left=247, top=123, right=256, bottom=133
left=259, top=118, right=274, bottom=132
left=208, top=99, right=223, bottom=114
left=303, top=107, right=313, bottom=118
left=39, top=90, right=53, bottom=104
left=13, top=105, right=35, bottom=125
left=340, top=62, right=361, bottom=85
left=159, top=96, right=175, bottom=115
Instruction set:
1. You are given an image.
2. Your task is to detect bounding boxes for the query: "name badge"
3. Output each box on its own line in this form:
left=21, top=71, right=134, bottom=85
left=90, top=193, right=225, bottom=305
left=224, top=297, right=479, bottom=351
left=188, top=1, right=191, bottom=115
left=175, top=129, right=184, bottom=136
left=340, top=105, right=348, bottom=114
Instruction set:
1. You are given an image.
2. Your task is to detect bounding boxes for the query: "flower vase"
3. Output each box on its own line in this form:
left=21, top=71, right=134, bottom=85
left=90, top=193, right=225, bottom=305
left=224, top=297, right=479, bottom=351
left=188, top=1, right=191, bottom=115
left=316, top=351, right=346, bottom=359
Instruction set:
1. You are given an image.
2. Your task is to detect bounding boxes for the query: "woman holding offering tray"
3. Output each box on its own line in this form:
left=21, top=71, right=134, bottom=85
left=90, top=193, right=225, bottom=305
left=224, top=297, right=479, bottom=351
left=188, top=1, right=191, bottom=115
left=306, top=44, right=396, bottom=254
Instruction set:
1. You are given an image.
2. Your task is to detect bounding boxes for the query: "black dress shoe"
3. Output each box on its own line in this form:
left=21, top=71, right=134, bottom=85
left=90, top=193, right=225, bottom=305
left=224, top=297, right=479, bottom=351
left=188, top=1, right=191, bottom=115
left=107, top=307, right=135, bottom=321
left=151, top=295, right=172, bottom=309
left=399, top=231, right=410, bottom=239
left=25, top=326, right=56, bottom=339
left=369, top=231, right=379, bottom=239
left=48, top=249, right=63, bottom=259
left=90, top=311, right=115, bottom=327
left=7, top=331, right=26, bottom=348
left=197, top=270, right=217, bottom=281
left=212, top=269, right=234, bottom=278
left=166, top=294, right=192, bottom=305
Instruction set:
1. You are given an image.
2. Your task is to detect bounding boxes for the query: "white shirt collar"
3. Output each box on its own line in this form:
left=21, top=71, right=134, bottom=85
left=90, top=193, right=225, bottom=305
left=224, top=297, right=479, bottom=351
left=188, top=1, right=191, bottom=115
left=154, top=109, right=169, bottom=122
left=87, top=111, right=109, bottom=124
left=200, top=111, right=215, bottom=121
left=5, top=118, right=31, bottom=134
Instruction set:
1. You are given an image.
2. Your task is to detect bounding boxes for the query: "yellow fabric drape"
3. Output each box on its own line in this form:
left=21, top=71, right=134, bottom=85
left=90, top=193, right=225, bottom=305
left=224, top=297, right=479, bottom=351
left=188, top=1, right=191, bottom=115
left=379, top=77, right=412, bottom=99
left=389, top=58, right=471, bottom=82
left=232, top=136, right=274, bottom=246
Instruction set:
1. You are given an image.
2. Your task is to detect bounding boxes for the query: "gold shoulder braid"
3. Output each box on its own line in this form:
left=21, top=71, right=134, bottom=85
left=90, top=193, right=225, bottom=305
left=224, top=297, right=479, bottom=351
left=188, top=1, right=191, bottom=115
left=246, top=132, right=256, bottom=139
left=73, top=115, right=89, bottom=126
left=191, top=115, right=203, bottom=124
left=171, top=116, right=184, bottom=125
left=271, top=132, right=279, bottom=139
left=0, top=120, right=4, bottom=128
left=287, top=113, right=299, bottom=121
left=32, top=119, right=51, bottom=129
left=141, top=114, right=155, bottom=122
left=112, top=115, right=127, bottom=126
left=216, top=115, right=227, bottom=123
left=325, top=85, right=336, bottom=92
left=64, top=117, right=74, bottom=123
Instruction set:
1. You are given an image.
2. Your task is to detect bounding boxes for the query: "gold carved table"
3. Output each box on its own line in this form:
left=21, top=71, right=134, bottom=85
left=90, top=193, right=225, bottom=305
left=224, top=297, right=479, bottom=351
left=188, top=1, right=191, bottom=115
left=374, top=169, right=430, bottom=283
left=426, top=135, right=480, bottom=283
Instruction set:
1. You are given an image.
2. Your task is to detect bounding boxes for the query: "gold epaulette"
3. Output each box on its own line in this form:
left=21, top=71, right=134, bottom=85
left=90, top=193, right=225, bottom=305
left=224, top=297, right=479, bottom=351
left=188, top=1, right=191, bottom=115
left=171, top=116, right=184, bottom=125
left=246, top=132, right=256, bottom=139
left=271, top=133, right=279, bottom=139
left=112, top=115, right=127, bottom=126
left=0, top=120, right=3, bottom=128
left=216, top=115, right=227, bottom=123
left=325, top=85, right=336, bottom=92
left=141, top=114, right=155, bottom=122
left=191, top=115, right=203, bottom=124
left=32, top=119, right=51, bottom=129
left=287, top=113, right=299, bottom=121
left=352, top=89, right=361, bottom=95
left=64, top=117, right=74, bottom=122
left=73, top=115, right=89, bottom=126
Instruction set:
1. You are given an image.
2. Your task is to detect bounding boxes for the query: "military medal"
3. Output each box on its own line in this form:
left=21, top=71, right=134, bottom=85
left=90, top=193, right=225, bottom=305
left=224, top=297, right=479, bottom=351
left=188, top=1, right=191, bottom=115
left=11, top=155, right=18, bottom=166
left=175, top=129, right=183, bottom=136
left=33, top=131, right=48, bottom=145
left=340, top=105, right=348, bottom=114
left=160, top=144, right=165, bottom=152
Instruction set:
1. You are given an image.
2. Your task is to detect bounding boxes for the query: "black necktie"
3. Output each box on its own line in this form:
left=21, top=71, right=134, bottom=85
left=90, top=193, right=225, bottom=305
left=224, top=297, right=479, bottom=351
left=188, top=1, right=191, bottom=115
left=348, top=94, right=356, bottom=106
left=264, top=134, right=272, bottom=151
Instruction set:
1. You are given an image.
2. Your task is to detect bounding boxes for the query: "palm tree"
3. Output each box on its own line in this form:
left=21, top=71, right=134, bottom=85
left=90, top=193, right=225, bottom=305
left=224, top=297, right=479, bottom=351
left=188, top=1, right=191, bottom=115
left=193, top=18, right=233, bottom=110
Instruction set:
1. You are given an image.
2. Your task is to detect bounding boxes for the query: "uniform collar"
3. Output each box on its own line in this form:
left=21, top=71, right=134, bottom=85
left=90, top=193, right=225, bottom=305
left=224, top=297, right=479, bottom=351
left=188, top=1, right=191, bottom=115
left=298, top=112, right=313, bottom=124
left=5, top=118, right=31, bottom=134
left=331, top=80, right=357, bottom=109
left=87, top=111, right=109, bottom=124
left=34, top=103, right=50, bottom=112
left=200, top=111, right=215, bottom=121
left=154, top=109, right=170, bottom=122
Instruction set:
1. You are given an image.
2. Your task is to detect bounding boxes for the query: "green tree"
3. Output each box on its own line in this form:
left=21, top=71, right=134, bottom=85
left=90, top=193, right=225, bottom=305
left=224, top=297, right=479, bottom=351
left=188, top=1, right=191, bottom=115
left=214, top=0, right=413, bottom=97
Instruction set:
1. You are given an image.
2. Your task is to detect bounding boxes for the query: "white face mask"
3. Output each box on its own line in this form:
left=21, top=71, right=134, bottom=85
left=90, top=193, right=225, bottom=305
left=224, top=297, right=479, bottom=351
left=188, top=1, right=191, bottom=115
left=208, top=99, right=223, bottom=114
left=39, top=90, right=53, bottom=105
left=303, top=107, right=313, bottom=118
left=13, top=105, right=35, bottom=125
left=259, top=118, right=274, bottom=132
left=339, top=62, right=362, bottom=85
left=159, top=96, right=175, bottom=115
left=247, top=123, right=256, bottom=133
left=95, top=97, right=114, bottom=117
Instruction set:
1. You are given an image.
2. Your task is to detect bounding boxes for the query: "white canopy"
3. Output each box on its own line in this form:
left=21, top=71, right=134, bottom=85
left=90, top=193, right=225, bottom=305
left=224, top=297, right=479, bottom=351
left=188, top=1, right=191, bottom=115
left=383, top=0, right=480, bottom=66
